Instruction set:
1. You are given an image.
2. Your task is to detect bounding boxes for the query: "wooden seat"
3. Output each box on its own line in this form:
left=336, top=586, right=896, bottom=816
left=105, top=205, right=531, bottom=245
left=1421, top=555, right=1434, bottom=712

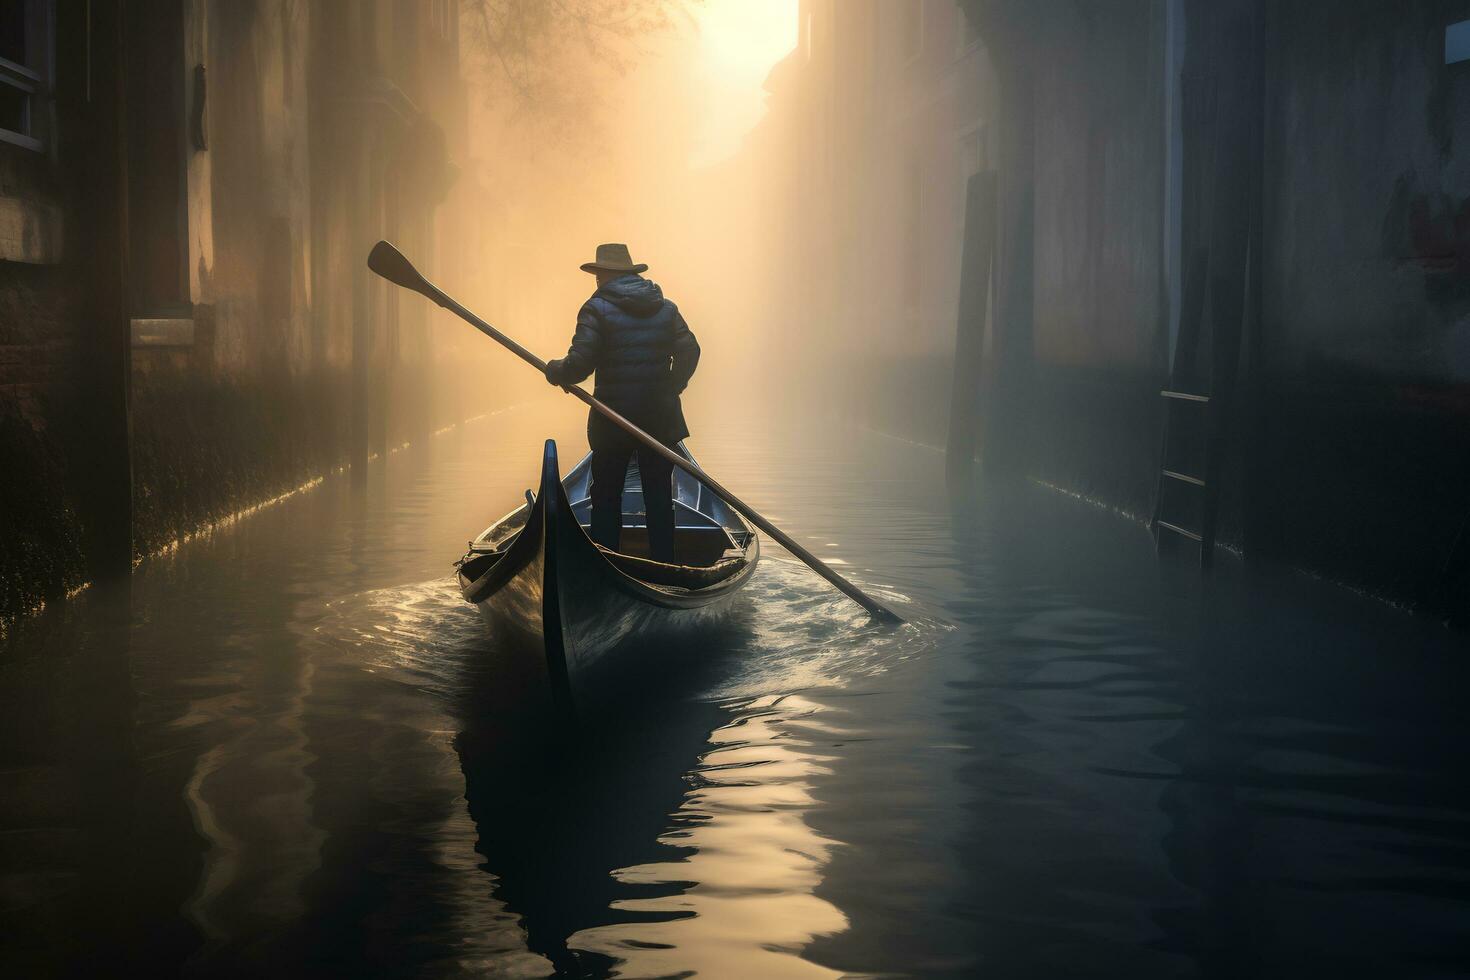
left=596, top=545, right=748, bottom=590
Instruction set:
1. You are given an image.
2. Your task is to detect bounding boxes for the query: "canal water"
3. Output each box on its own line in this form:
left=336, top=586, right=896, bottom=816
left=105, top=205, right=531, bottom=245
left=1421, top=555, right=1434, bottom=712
left=3, top=401, right=1468, bottom=978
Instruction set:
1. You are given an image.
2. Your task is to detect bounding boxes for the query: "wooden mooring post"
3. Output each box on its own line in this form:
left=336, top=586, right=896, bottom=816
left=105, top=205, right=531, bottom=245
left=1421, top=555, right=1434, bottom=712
left=946, top=170, right=997, bottom=487
left=83, top=0, right=135, bottom=581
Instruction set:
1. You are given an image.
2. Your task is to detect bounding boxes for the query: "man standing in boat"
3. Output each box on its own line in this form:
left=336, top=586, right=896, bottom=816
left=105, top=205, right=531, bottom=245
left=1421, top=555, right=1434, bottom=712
left=544, top=243, right=700, bottom=564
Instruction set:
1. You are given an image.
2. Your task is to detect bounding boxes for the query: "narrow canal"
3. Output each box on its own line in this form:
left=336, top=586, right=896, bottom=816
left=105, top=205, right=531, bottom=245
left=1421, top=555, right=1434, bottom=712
left=3, top=401, right=1468, bottom=978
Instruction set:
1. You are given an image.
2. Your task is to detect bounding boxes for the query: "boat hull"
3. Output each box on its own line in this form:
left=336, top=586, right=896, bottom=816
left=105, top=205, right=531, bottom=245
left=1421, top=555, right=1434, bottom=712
left=459, top=441, right=758, bottom=710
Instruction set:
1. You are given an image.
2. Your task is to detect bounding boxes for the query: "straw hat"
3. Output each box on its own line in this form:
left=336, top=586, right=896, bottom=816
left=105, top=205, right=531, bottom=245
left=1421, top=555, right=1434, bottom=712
left=580, top=243, right=648, bottom=275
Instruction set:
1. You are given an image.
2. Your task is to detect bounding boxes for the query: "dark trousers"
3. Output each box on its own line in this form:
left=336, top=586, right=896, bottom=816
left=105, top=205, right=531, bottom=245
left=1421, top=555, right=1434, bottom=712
left=590, top=441, right=676, bottom=562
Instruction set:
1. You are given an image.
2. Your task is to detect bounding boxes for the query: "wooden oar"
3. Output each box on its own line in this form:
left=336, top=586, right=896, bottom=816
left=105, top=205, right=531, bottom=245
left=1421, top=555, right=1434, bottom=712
left=368, top=240, right=902, bottom=623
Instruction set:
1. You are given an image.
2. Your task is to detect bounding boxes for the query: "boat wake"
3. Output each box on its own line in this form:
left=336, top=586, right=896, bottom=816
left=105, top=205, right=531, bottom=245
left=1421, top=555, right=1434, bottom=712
left=311, top=558, right=948, bottom=707
left=701, top=556, right=950, bottom=701
left=312, top=576, right=488, bottom=703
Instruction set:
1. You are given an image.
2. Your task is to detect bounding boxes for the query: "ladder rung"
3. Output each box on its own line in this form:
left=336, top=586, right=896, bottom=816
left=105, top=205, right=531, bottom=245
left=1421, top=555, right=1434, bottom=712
left=1161, top=469, right=1205, bottom=487
left=1160, top=389, right=1210, bottom=403
left=1156, top=520, right=1203, bottom=542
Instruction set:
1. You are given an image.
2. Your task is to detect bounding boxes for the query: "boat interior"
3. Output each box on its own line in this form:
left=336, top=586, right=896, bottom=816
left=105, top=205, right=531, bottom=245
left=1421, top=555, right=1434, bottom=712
left=458, top=447, right=754, bottom=592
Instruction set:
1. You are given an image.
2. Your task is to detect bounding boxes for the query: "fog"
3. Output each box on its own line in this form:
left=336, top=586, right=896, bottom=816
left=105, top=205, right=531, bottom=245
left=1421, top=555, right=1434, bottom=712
left=5, top=0, right=990, bottom=621
left=11, top=7, right=1470, bottom=976
left=444, top=1, right=779, bottom=421
left=437, top=0, right=938, bottom=434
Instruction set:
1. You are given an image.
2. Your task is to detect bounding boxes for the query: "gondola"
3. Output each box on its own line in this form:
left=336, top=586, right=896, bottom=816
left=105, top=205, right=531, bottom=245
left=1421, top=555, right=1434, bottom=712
left=456, top=440, right=760, bottom=709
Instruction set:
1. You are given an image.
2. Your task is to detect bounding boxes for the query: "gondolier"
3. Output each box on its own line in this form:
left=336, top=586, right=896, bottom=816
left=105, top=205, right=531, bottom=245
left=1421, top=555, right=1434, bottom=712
left=544, top=243, right=700, bottom=564
left=370, top=239, right=900, bottom=627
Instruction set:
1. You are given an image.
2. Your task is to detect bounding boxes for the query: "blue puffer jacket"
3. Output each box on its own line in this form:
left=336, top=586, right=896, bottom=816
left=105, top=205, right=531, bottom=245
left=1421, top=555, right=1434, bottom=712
left=546, top=274, right=701, bottom=443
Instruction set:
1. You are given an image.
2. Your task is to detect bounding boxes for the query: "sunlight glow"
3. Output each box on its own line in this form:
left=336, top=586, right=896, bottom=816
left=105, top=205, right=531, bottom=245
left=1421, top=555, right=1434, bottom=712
left=688, top=0, right=799, bottom=168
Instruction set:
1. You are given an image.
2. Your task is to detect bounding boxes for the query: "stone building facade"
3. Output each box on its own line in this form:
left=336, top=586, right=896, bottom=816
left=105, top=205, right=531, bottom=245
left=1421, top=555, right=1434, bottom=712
left=0, top=0, right=468, bottom=627
left=960, top=0, right=1470, bottom=612
left=760, top=0, right=1470, bottom=612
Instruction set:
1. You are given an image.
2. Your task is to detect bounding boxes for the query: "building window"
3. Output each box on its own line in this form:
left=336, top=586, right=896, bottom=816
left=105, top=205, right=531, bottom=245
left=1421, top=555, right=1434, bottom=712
left=1448, top=19, right=1470, bottom=65
left=903, top=154, right=923, bottom=305
left=0, top=0, right=51, bottom=152
left=126, top=0, right=189, bottom=313
left=431, top=0, right=455, bottom=42
left=956, top=6, right=980, bottom=55
left=958, top=123, right=988, bottom=179
left=901, top=0, right=924, bottom=63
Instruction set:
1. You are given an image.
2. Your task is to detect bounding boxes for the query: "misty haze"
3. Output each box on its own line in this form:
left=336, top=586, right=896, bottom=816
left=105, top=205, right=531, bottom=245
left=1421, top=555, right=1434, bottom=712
left=2, top=2, right=1470, bottom=978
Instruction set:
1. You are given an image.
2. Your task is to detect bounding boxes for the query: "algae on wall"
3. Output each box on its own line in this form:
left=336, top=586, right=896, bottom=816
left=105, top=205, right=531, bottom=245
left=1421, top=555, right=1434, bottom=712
left=0, top=398, right=87, bottom=631
left=127, top=353, right=354, bottom=560
left=0, top=253, right=89, bottom=632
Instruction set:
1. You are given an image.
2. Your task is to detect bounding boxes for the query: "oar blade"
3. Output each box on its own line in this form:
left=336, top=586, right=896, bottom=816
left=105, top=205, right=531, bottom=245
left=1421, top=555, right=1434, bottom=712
left=368, top=240, right=437, bottom=300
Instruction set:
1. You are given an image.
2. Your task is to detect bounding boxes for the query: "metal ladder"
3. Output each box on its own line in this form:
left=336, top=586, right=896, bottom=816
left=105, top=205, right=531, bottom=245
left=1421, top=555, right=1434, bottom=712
left=1151, top=250, right=1221, bottom=568
left=1152, top=388, right=1217, bottom=566
left=1151, top=18, right=1263, bottom=574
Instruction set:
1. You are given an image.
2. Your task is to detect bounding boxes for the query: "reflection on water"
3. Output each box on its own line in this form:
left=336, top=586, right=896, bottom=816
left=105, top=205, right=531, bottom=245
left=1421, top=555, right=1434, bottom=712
left=180, top=636, right=323, bottom=946
left=568, top=695, right=848, bottom=979
left=2, top=405, right=1469, bottom=977
left=304, top=544, right=928, bottom=978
